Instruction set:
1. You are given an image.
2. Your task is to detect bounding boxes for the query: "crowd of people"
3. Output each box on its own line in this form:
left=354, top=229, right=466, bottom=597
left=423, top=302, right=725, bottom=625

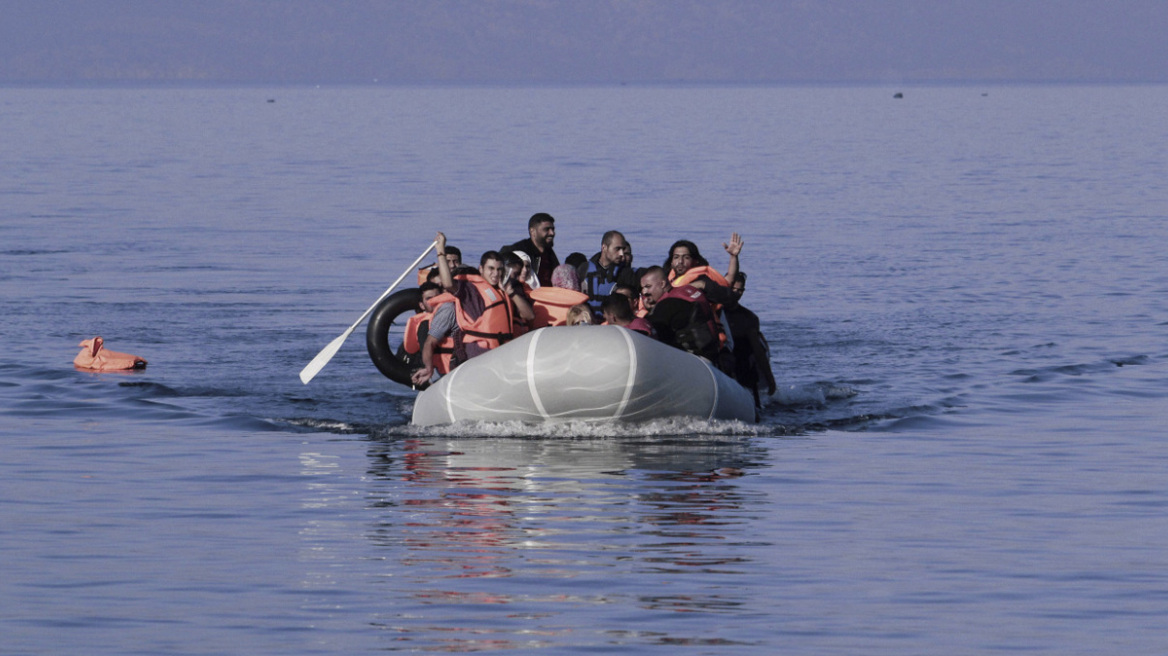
left=404, top=212, right=776, bottom=407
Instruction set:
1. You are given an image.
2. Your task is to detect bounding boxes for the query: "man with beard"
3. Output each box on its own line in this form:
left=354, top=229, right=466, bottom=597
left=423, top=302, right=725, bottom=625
left=507, top=212, right=560, bottom=287
left=639, top=265, right=733, bottom=375
left=578, top=230, right=642, bottom=310
left=411, top=232, right=535, bottom=386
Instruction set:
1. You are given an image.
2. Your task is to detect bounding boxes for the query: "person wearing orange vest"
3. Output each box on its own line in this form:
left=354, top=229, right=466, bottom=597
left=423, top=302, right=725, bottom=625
left=664, top=235, right=744, bottom=349
left=401, top=282, right=459, bottom=378
left=664, top=234, right=743, bottom=291
left=411, top=232, right=535, bottom=386
left=640, top=265, right=734, bottom=375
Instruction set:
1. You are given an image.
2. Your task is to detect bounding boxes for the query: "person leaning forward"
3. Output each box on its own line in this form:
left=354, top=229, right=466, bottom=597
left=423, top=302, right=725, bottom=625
left=411, top=232, right=535, bottom=386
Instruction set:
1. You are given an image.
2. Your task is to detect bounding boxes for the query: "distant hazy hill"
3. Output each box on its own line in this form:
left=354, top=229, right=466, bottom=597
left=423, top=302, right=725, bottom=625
left=2, top=0, right=1166, bottom=83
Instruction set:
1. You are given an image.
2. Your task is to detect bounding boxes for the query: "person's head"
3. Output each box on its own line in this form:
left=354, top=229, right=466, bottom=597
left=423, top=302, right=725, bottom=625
left=565, top=251, right=587, bottom=270
left=665, top=239, right=708, bottom=278
left=512, top=250, right=535, bottom=286
left=598, top=231, right=629, bottom=268
left=528, top=213, right=556, bottom=251
left=418, top=281, right=443, bottom=311
left=444, top=245, right=462, bottom=268
left=613, top=283, right=639, bottom=300
left=639, top=265, right=671, bottom=308
left=551, top=263, right=581, bottom=291
left=566, top=304, right=594, bottom=326
left=479, top=251, right=506, bottom=287
left=501, top=251, right=524, bottom=285
left=731, top=272, right=747, bottom=299
left=600, top=293, right=634, bottom=325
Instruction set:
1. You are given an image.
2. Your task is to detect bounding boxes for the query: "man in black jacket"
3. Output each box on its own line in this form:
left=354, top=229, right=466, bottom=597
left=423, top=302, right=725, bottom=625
left=507, top=213, right=559, bottom=287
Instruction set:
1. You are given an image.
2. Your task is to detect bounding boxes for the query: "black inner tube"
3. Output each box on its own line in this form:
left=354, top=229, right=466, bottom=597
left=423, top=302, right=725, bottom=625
left=365, top=287, right=423, bottom=388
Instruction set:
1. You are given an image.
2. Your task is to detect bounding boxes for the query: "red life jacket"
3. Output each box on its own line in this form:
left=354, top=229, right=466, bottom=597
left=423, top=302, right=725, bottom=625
left=667, top=265, right=730, bottom=346
left=626, top=316, right=655, bottom=337
left=659, top=284, right=723, bottom=355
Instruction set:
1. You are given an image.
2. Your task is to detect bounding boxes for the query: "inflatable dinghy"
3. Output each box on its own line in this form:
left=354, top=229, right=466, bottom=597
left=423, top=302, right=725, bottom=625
left=411, top=325, right=755, bottom=426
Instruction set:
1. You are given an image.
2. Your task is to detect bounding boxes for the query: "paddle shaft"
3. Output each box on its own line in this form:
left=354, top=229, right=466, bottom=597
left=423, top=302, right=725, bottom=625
left=299, top=240, right=437, bottom=384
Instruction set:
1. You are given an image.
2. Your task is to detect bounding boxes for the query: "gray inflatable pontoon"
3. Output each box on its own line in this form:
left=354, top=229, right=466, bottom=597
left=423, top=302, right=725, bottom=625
left=411, top=325, right=755, bottom=426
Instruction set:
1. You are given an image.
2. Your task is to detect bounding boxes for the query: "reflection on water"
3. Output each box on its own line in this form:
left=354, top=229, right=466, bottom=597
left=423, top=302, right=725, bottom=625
left=353, top=435, right=772, bottom=650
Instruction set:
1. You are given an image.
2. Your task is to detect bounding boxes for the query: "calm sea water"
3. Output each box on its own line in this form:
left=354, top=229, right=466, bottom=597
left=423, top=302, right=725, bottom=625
left=2, top=84, right=1167, bottom=654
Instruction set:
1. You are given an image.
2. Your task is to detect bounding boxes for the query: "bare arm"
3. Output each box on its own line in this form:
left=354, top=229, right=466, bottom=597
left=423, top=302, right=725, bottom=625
left=506, top=280, right=536, bottom=322
left=434, top=232, right=455, bottom=292
left=723, top=232, right=743, bottom=283
left=411, top=336, right=440, bottom=386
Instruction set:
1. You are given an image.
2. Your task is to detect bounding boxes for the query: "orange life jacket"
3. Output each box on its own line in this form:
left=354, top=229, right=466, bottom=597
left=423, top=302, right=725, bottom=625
left=432, top=274, right=515, bottom=351
left=416, top=264, right=434, bottom=286
left=402, top=311, right=456, bottom=374
left=73, top=337, right=147, bottom=371
left=670, top=264, right=730, bottom=290
left=528, top=287, right=590, bottom=328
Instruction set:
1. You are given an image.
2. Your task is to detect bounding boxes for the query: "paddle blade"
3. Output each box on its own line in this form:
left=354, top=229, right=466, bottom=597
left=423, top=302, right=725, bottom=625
left=299, top=331, right=349, bottom=384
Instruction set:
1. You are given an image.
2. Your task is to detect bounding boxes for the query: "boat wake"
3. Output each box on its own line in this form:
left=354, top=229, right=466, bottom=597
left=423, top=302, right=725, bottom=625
left=377, top=415, right=769, bottom=440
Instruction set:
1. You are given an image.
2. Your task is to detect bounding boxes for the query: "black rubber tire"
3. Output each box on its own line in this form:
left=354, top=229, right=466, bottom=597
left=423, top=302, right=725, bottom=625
left=366, top=288, right=423, bottom=387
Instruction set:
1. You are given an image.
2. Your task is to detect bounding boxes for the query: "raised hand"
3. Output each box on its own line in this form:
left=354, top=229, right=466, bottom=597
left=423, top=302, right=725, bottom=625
left=724, top=232, right=743, bottom=257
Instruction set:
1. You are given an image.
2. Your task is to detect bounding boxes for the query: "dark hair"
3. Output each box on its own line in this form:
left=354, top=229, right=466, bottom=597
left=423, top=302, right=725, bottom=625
left=613, top=283, right=639, bottom=299
left=445, top=245, right=462, bottom=258
left=601, top=293, right=634, bottom=321
left=640, top=265, right=667, bottom=282
left=419, top=281, right=442, bottom=294
left=664, top=239, right=708, bottom=269
left=480, top=250, right=504, bottom=267
left=528, top=212, right=555, bottom=230
left=734, top=272, right=747, bottom=284
left=502, top=251, right=523, bottom=269
left=601, top=230, right=624, bottom=246
left=565, top=252, right=587, bottom=269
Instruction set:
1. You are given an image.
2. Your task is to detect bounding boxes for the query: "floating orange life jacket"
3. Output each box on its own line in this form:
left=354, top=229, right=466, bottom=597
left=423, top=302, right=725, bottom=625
left=528, top=287, right=590, bottom=328
left=73, top=337, right=147, bottom=371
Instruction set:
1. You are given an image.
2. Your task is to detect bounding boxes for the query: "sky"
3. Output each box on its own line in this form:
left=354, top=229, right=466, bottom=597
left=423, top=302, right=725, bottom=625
left=2, top=0, right=1167, bottom=84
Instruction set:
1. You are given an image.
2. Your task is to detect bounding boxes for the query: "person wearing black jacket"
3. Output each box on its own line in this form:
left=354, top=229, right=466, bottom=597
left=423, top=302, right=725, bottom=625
left=724, top=272, right=777, bottom=407
left=507, top=212, right=559, bottom=287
